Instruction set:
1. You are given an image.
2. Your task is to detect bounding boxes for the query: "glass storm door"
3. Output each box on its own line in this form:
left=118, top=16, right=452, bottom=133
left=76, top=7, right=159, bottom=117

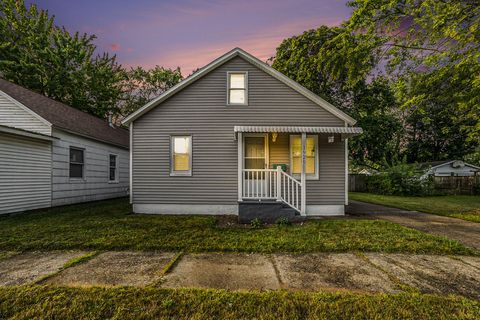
left=244, top=135, right=268, bottom=198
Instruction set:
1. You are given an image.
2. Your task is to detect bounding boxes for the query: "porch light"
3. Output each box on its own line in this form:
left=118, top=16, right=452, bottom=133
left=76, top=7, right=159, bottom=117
left=328, top=135, right=334, bottom=143
left=271, top=132, right=278, bottom=142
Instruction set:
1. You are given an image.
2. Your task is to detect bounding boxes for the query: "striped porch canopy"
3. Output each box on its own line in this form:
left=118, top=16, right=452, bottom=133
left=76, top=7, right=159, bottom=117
left=234, top=125, right=363, bottom=139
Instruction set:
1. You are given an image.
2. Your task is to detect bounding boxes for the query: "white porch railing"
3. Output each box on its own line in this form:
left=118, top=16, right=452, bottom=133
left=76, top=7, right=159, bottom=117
left=242, top=167, right=303, bottom=213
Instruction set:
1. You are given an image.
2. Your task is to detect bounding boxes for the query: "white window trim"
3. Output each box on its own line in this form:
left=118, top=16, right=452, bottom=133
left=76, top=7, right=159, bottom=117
left=227, top=71, right=248, bottom=106
left=289, top=134, right=319, bottom=180
left=108, top=153, right=119, bottom=183
left=69, top=146, right=85, bottom=180
left=170, top=135, right=192, bottom=176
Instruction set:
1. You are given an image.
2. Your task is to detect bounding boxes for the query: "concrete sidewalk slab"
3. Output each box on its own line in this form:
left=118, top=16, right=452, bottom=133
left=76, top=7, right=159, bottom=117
left=0, top=251, right=88, bottom=286
left=161, top=253, right=280, bottom=290
left=273, top=253, right=397, bottom=292
left=347, top=200, right=480, bottom=250
left=45, top=251, right=176, bottom=287
left=365, top=254, right=480, bottom=300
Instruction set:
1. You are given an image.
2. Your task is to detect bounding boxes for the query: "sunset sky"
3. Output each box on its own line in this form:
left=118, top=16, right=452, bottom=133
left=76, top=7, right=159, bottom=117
left=28, top=0, right=352, bottom=75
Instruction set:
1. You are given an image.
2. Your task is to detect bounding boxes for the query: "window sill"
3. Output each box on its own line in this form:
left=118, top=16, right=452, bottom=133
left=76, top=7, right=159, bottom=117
left=170, top=172, right=192, bottom=177
left=108, top=180, right=120, bottom=184
left=69, top=178, right=86, bottom=182
left=226, top=103, right=248, bottom=106
left=292, top=174, right=319, bottom=181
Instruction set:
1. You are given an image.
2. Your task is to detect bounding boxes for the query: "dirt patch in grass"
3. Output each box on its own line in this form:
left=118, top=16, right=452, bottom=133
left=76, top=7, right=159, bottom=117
left=365, top=254, right=480, bottom=300
left=273, top=253, right=397, bottom=293
left=161, top=253, right=280, bottom=290
left=0, top=251, right=88, bottom=286
left=45, top=251, right=176, bottom=287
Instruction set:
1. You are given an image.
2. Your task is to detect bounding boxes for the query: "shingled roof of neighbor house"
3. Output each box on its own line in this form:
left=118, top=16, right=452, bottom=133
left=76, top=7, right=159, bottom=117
left=0, top=78, right=129, bottom=148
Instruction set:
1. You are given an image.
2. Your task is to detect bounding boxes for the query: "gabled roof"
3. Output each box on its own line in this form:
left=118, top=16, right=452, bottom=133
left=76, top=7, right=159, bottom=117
left=0, top=79, right=129, bottom=149
left=122, top=47, right=357, bottom=126
left=428, top=160, right=480, bottom=171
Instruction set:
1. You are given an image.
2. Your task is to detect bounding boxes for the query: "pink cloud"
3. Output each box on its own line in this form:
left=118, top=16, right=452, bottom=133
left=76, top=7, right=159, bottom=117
left=123, top=16, right=346, bottom=75
left=109, top=43, right=121, bottom=51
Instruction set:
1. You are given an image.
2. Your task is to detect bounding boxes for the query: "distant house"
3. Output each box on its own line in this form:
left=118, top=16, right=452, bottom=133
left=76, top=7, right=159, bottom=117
left=122, top=48, right=362, bottom=221
left=422, top=160, right=480, bottom=177
left=0, top=79, right=129, bottom=214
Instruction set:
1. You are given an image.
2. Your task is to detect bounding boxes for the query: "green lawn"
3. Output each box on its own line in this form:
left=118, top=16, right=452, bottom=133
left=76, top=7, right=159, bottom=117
left=0, top=286, right=478, bottom=320
left=350, top=193, right=480, bottom=223
left=0, top=199, right=475, bottom=255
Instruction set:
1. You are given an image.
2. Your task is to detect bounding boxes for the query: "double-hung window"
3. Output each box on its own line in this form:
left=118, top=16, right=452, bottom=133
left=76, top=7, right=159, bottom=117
left=109, top=154, right=118, bottom=182
left=171, top=136, right=192, bottom=176
left=227, top=72, right=247, bottom=105
left=69, top=147, right=84, bottom=179
left=290, top=135, right=319, bottom=179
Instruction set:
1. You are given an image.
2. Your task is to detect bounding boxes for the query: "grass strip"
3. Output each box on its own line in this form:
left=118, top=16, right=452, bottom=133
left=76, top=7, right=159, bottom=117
left=0, top=199, right=476, bottom=255
left=350, top=193, right=480, bottom=223
left=0, top=286, right=478, bottom=320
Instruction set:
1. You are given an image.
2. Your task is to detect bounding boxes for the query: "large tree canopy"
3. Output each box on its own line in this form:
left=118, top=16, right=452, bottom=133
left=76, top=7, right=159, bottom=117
left=120, top=66, right=182, bottom=120
left=273, top=0, right=478, bottom=165
left=324, top=0, right=479, bottom=144
left=0, top=0, right=182, bottom=121
left=272, top=26, right=403, bottom=167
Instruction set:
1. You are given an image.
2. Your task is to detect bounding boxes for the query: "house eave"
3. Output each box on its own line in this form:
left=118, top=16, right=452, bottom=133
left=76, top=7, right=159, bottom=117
left=0, top=124, right=57, bottom=142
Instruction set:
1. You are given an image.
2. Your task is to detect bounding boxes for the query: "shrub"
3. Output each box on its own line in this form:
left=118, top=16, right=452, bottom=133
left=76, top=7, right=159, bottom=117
left=275, top=217, right=292, bottom=227
left=366, top=163, right=434, bottom=196
left=250, top=218, right=263, bottom=229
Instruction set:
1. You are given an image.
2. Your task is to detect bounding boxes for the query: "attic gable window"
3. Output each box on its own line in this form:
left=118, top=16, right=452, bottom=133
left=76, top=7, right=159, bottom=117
left=227, top=72, right=248, bottom=105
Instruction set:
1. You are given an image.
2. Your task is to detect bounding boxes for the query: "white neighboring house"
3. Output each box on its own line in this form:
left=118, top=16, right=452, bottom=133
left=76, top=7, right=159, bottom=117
left=0, top=79, right=129, bottom=214
left=424, top=160, right=480, bottom=177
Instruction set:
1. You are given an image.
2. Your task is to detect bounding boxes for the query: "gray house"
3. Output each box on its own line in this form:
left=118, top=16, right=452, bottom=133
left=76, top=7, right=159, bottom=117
left=422, top=160, right=480, bottom=177
left=0, top=79, right=129, bottom=214
left=123, top=48, right=362, bottom=220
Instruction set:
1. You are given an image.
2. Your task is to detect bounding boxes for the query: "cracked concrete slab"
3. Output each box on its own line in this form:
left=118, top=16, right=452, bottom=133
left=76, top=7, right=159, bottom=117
left=365, top=254, right=480, bottom=300
left=45, top=251, right=176, bottom=287
left=161, top=253, right=280, bottom=290
left=273, top=253, right=398, bottom=293
left=0, top=251, right=88, bottom=286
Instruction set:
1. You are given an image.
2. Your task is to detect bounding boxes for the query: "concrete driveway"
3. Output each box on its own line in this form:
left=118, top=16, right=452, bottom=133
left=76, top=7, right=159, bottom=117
left=347, top=200, right=480, bottom=250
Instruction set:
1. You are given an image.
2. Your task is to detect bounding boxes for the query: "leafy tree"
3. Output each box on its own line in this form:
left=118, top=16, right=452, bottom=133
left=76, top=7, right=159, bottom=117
left=0, top=0, right=124, bottom=119
left=349, top=79, right=403, bottom=166
left=120, top=66, right=182, bottom=118
left=326, top=0, right=480, bottom=144
left=272, top=26, right=402, bottom=166
left=271, top=26, right=350, bottom=109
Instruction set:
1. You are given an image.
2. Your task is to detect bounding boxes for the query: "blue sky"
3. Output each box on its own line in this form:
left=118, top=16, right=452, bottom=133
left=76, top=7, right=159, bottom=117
left=28, top=0, right=352, bottom=75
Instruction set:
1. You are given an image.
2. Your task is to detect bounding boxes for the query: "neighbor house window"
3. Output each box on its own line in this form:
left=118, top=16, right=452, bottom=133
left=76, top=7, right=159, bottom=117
left=109, top=154, right=118, bottom=182
left=69, top=147, right=84, bottom=178
left=171, top=136, right=192, bottom=176
left=227, top=72, right=247, bottom=105
left=290, top=135, right=318, bottom=179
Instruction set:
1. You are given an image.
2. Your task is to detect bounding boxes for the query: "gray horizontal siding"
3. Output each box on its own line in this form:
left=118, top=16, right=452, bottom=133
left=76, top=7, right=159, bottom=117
left=0, top=132, right=52, bottom=214
left=0, top=92, right=51, bottom=135
left=51, top=129, right=129, bottom=206
left=133, top=56, right=345, bottom=206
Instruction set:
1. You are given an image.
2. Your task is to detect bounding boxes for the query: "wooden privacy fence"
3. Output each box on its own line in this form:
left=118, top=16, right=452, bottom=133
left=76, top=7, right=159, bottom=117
left=349, top=174, right=368, bottom=192
left=433, top=176, right=479, bottom=195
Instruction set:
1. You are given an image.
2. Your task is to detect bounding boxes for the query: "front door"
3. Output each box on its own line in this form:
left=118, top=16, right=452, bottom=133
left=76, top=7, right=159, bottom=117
left=244, top=134, right=268, bottom=198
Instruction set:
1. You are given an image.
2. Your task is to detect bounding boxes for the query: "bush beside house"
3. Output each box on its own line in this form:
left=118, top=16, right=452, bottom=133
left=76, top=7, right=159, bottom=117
left=364, top=163, right=435, bottom=196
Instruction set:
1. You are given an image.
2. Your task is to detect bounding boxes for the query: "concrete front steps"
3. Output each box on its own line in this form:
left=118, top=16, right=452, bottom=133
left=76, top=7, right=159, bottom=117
left=238, top=200, right=305, bottom=224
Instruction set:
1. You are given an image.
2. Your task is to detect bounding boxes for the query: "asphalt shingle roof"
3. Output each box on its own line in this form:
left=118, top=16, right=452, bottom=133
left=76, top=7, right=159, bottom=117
left=0, top=78, right=129, bottom=148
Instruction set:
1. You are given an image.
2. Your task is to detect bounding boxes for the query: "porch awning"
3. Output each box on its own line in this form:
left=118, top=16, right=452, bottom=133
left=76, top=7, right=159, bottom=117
left=234, top=125, right=363, bottom=138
